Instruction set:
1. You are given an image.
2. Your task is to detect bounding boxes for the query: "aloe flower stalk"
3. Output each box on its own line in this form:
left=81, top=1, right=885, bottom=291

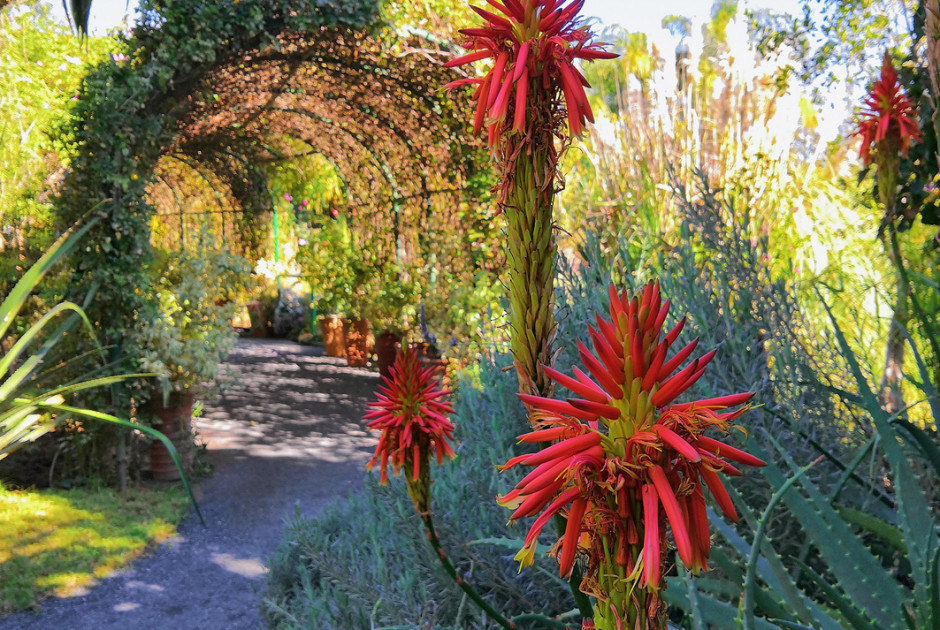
left=499, top=282, right=765, bottom=629
left=856, top=52, right=921, bottom=226
left=445, top=0, right=616, bottom=403
left=855, top=53, right=924, bottom=416
left=365, top=347, right=456, bottom=515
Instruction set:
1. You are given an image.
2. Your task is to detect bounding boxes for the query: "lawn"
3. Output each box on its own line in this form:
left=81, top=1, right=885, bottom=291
left=0, top=484, right=188, bottom=612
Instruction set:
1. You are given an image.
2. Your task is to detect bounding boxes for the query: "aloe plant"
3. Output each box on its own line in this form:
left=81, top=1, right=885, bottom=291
left=663, top=293, right=939, bottom=629
left=0, top=221, right=202, bottom=523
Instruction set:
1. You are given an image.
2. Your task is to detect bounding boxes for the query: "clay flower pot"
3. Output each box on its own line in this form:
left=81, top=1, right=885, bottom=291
left=247, top=301, right=269, bottom=338
left=148, top=390, right=196, bottom=481
left=344, top=317, right=372, bottom=367
left=319, top=315, right=346, bottom=357
left=375, top=330, right=402, bottom=379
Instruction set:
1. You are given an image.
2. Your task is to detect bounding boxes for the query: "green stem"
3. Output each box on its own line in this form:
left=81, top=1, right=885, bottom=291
left=419, top=512, right=515, bottom=629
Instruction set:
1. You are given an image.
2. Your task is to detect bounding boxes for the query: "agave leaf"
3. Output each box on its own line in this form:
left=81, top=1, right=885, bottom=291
left=792, top=558, right=881, bottom=630
left=662, top=579, right=780, bottom=630
left=0, top=301, right=91, bottom=380
left=827, top=434, right=877, bottom=504
left=892, top=419, right=940, bottom=483
left=818, top=290, right=939, bottom=627
left=836, top=507, right=906, bottom=555
left=757, top=440, right=909, bottom=629
left=0, top=219, right=98, bottom=341
left=741, top=449, right=820, bottom=630
left=719, top=484, right=831, bottom=627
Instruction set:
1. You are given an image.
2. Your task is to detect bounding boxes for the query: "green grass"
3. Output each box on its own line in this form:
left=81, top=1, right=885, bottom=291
left=0, top=483, right=188, bottom=612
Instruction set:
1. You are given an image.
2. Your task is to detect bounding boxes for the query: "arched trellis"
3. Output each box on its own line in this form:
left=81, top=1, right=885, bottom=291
left=55, top=0, right=494, bottom=344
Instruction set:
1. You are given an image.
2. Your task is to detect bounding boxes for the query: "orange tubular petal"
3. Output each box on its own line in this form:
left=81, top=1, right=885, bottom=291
left=567, top=398, right=621, bottom=419
left=664, top=316, right=686, bottom=346
left=444, top=49, right=494, bottom=68
left=470, top=4, right=515, bottom=30
left=561, top=81, right=583, bottom=136
left=690, top=484, right=711, bottom=563
left=518, top=392, right=599, bottom=421
left=558, top=61, right=587, bottom=107
left=649, top=466, right=693, bottom=567
left=590, top=327, right=624, bottom=375
left=671, top=392, right=753, bottom=411
left=642, top=483, right=661, bottom=589
left=572, top=367, right=610, bottom=399
left=574, top=47, right=619, bottom=60
left=484, top=0, right=513, bottom=17
left=513, top=68, right=529, bottom=132
left=642, top=343, right=668, bottom=391
left=513, top=42, right=530, bottom=81
left=650, top=358, right=699, bottom=407
left=653, top=424, right=701, bottom=462
left=694, top=435, right=766, bottom=467
left=543, top=365, right=609, bottom=403
left=474, top=76, right=493, bottom=134
left=486, top=51, right=510, bottom=109
left=581, top=95, right=595, bottom=124
left=517, top=425, right=570, bottom=443
left=657, top=338, right=699, bottom=381
left=700, top=467, right=738, bottom=522
left=522, top=487, right=581, bottom=547
left=491, top=74, right=515, bottom=119
left=559, top=498, right=588, bottom=577
left=509, top=479, right=567, bottom=519
left=578, top=340, right=623, bottom=394
left=595, top=314, right=621, bottom=356
left=503, top=428, right=602, bottom=470
left=510, top=457, right=571, bottom=495
left=444, top=77, right=482, bottom=91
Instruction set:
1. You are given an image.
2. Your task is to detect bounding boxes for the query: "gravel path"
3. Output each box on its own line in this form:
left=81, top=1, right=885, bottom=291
left=1, top=338, right=380, bottom=630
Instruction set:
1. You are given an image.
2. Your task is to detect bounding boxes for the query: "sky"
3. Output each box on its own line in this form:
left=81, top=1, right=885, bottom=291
left=46, top=0, right=807, bottom=37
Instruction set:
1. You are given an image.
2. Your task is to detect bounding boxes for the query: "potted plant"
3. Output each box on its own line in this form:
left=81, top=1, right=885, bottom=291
left=371, top=274, right=418, bottom=377
left=131, top=251, right=246, bottom=479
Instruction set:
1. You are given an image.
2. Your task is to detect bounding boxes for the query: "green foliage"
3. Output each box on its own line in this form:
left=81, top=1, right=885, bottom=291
left=0, top=4, right=112, bottom=287
left=263, top=358, right=576, bottom=629
left=129, top=249, right=248, bottom=395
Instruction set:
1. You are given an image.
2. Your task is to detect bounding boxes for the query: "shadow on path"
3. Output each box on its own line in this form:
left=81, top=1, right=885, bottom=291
left=0, top=338, right=379, bottom=630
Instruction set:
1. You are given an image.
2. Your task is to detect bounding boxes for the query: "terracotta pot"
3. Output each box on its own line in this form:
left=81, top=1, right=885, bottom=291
left=148, top=391, right=196, bottom=481
left=319, top=315, right=346, bottom=357
left=376, top=330, right=401, bottom=379
left=247, top=301, right=269, bottom=338
left=343, top=317, right=371, bottom=368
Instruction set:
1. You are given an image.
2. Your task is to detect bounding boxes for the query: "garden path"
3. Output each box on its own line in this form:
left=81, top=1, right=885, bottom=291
left=0, top=338, right=380, bottom=630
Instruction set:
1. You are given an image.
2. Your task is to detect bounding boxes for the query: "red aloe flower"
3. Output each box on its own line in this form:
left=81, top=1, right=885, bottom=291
left=856, top=52, right=921, bottom=167
left=498, top=282, right=765, bottom=626
left=365, top=347, right=456, bottom=513
left=444, top=0, right=617, bottom=146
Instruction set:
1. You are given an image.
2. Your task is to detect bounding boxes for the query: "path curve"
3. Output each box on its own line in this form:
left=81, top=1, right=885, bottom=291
left=1, top=338, right=379, bottom=630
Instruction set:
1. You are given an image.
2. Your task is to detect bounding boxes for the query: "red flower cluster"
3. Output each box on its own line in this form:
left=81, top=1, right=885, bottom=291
left=856, top=52, right=921, bottom=167
left=444, top=0, right=617, bottom=144
left=365, top=347, right=456, bottom=485
left=498, top=282, right=764, bottom=620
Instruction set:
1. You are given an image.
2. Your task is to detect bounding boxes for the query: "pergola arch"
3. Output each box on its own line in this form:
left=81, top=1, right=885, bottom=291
left=55, top=0, right=493, bottom=340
